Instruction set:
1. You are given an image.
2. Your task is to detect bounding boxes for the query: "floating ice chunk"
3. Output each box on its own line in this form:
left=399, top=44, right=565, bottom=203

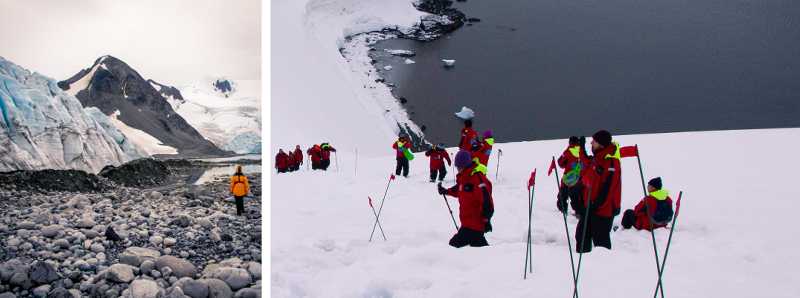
left=442, top=59, right=456, bottom=67
left=383, top=65, right=393, bottom=71
left=384, top=49, right=415, bottom=57
left=454, top=106, right=475, bottom=120
left=404, top=59, right=416, bottom=64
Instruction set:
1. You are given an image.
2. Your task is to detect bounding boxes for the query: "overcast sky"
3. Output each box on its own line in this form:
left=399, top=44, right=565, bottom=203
left=0, top=0, right=260, bottom=85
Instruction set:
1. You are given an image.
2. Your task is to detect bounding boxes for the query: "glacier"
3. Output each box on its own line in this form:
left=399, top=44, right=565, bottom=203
left=0, top=56, right=144, bottom=173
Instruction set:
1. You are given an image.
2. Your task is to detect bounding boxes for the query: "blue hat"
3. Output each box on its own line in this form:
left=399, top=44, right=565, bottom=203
left=454, top=150, right=473, bottom=169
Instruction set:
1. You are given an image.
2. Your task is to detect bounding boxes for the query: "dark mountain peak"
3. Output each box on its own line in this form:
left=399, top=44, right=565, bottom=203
left=147, top=79, right=184, bottom=101
left=57, top=56, right=227, bottom=157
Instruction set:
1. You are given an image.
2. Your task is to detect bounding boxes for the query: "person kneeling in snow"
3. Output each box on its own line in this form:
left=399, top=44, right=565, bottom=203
left=437, top=150, right=494, bottom=248
left=621, top=177, right=674, bottom=230
left=425, top=143, right=451, bottom=182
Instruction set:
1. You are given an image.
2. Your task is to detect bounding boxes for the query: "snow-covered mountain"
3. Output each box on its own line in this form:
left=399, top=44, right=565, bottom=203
left=58, top=56, right=227, bottom=157
left=155, top=78, right=261, bottom=154
left=0, top=57, right=144, bottom=173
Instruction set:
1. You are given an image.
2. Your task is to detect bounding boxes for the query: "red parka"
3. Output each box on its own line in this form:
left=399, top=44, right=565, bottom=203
left=445, top=165, right=494, bottom=232
left=474, top=137, right=494, bottom=166
left=307, top=145, right=322, bottom=165
left=557, top=145, right=590, bottom=187
left=293, top=148, right=303, bottom=165
left=275, top=151, right=289, bottom=171
left=320, top=144, right=336, bottom=161
left=425, top=148, right=451, bottom=170
left=633, top=193, right=673, bottom=231
left=582, top=143, right=622, bottom=218
left=392, top=138, right=412, bottom=158
left=459, top=126, right=478, bottom=151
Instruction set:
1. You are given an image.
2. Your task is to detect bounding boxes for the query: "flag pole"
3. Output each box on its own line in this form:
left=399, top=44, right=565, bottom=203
left=369, top=175, right=395, bottom=241
left=552, top=156, right=578, bottom=293
left=653, top=191, right=682, bottom=297
left=572, top=184, right=592, bottom=298
left=524, top=169, right=536, bottom=279
left=635, top=145, right=665, bottom=298
left=368, top=197, right=387, bottom=241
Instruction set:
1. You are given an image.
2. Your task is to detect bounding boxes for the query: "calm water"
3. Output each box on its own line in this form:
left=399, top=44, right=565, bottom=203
left=372, top=0, right=800, bottom=145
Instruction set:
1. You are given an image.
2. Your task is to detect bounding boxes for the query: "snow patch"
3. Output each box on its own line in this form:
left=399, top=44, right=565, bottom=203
left=66, top=63, right=101, bottom=97
left=109, top=110, right=177, bottom=155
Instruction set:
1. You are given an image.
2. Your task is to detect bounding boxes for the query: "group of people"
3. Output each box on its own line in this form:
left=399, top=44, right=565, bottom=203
left=275, top=143, right=337, bottom=173
left=554, top=131, right=675, bottom=253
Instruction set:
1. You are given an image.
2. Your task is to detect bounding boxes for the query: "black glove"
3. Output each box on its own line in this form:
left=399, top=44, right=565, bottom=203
left=557, top=199, right=566, bottom=213
left=437, top=183, right=448, bottom=195
left=579, top=136, right=586, bottom=146
left=613, top=208, right=620, bottom=216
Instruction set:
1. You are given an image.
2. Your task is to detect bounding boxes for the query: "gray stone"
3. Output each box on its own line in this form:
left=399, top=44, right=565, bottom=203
left=76, top=217, right=96, bottom=229
left=155, top=256, right=197, bottom=278
left=17, top=220, right=37, bottom=230
left=206, top=268, right=251, bottom=291
left=6, top=238, right=21, bottom=247
left=162, top=286, right=186, bottom=298
left=0, top=293, right=16, bottom=298
left=232, top=288, right=260, bottom=298
left=164, top=237, right=177, bottom=247
left=41, top=225, right=64, bottom=238
left=202, top=279, right=233, bottom=298
left=246, top=263, right=261, bottom=280
left=175, top=277, right=208, bottom=298
left=140, top=260, right=156, bottom=274
left=54, top=238, right=70, bottom=249
left=197, top=218, right=213, bottom=229
left=127, top=279, right=163, bottom=298
left=107, top=264, right=135, bottom=283
left=170, top=215, right=192, bottom=228
left=30, top=261, right=60, bottom=284
left=91, top=243, right=106, bottom=253
left=120, top=247, right=161, bottom=266
left=32, top=284, right=51, bottom=298
left=49, top=287, right=73, bottom=298
left=149, top=236, right=163, bottom=246
left=0, top=259, right=27, bottom=282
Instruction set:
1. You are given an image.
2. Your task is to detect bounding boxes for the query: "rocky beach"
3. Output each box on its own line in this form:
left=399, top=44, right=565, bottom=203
left=0, top=158, right=262, bottom=298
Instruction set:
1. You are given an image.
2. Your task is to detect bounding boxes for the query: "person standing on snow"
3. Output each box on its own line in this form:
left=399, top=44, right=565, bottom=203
left=229, top=165, right=250, bottom=216
left=458, top=119, right=478, bottom=152
left=425, top=143, right=451, bottom=182
left=307, top=144, right=322, bottom=170
left=621, top=177, right=674, bottom=230
left=556, top=136, right=591, bottom=216
left=393, top=135, right=412, bottom=178
left=275, top=149, right=289, bottom=173
left=286, top=150, right=296, bottom=172
left=575, top=130, right=622, bottom=253
left=319, top=143, right=336, bottom=170
left=292, top=145, right=304, bottom=171
left=437, top=150, right=495, bottom=248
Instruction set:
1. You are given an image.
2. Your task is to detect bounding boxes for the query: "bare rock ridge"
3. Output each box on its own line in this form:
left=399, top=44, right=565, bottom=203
left=58, top=56, right=228, bottom=157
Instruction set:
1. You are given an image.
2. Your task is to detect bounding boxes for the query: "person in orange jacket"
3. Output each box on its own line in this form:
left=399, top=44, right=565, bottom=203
left=229, top=165, right=250, bottom=216
left=621, top=177, right=674, bottom=231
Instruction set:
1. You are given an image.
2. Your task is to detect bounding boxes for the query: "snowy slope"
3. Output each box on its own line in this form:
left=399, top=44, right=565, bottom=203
left=163, top=78, right=261, bottom=154
left=272, top=128, right=800, bottom=297
left=0, top=57, right=144, bottom=173
left=272, top=0, right=426, bottom=156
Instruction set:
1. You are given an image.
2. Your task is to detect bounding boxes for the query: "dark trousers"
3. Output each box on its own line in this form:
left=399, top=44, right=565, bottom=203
left=557, top=184, right=584, bottom=216
left=395, top=157, right=409, bottom=177
left=575, top=214, right=613, bottom=253
left=311, top=162, right=320, bottom=170
left=449, top=227, right=489, bottom=248
left=429, top=166, right=447, bottom=182
left=621, top=209, right=636, bottom=229
left=234, top=196, right=245, bottom=216
left=277, top=168, right=287, bottom=173
left=321, top=159, right=331, bottom=170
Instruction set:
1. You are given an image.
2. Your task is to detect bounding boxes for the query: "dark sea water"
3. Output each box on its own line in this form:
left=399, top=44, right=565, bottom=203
left=371, top=0, right=800, bottom=145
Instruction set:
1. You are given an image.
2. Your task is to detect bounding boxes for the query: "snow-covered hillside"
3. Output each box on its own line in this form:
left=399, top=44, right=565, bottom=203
left=273, top=128, right=800, bottom=297
left=162, top=78, right=261, bottom=154
left=272, top=0, right=427, bottom=156
left=0, top=57, right=143, bottom=173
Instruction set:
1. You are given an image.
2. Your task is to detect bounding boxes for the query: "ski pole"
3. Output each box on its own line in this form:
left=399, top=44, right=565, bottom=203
left=524, top=169, right=536, bottom=279
left=572, top=184, right=592, bottom=298
left=635, top=145, right=665, bottom=298
left=368, top=196, right=387, bottom=241
left=495, top=149, right=503, bottom=180
left=551, top=156, right=578, bottom=291
left=369, top=175, right=395, bottom=241
left=653, top=191, right=683, bottom=298
left=438, top=183, right=459, bottom=231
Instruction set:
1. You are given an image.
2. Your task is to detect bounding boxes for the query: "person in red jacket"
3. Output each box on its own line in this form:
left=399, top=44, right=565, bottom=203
left=292, top=145, right=303, bottom=171
left=319, top=143, right=336, bottom=170
left=275, top=149, right=289, bottom=173
left=437, top=150, right=494, bottom=248
left=476, top=130, right=494, bottom=166
left=392, top=135, right=412, bottom=177
left=575, top=130, right=621, bottom=253
left=458, top=119, right=478, bottom=151
left=286, top=151, right=296, bottom=172
left=307, top=145, right=322, bottom=170
left=556, top=136, right=590, bottom=216
left=622, top=177, right=674, bottom=231
left=425, top=143, right=451, bottom=182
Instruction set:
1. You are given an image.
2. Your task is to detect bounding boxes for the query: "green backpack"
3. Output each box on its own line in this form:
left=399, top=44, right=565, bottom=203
left=562, top=161, right=583, bottom=187
left=403, top=148, right=415, bottom=160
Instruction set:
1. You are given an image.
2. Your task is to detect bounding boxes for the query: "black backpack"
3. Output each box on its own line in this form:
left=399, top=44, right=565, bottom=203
left=651, top=200, right=674, bottom=225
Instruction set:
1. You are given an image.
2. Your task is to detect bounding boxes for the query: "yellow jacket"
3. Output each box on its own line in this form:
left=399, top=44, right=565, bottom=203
left=230, top=174, right=250, bottom=197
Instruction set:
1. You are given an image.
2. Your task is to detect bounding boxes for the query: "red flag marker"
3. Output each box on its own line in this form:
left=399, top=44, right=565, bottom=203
left=528, top=169, right=537, bottom=190
left=368, top=196, right=373, bottom=208
left=390, top=174, right=396, bottom=180
left=620, top=145, right=638, bottom=158
left=547, top=158, right=557, bottom=176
